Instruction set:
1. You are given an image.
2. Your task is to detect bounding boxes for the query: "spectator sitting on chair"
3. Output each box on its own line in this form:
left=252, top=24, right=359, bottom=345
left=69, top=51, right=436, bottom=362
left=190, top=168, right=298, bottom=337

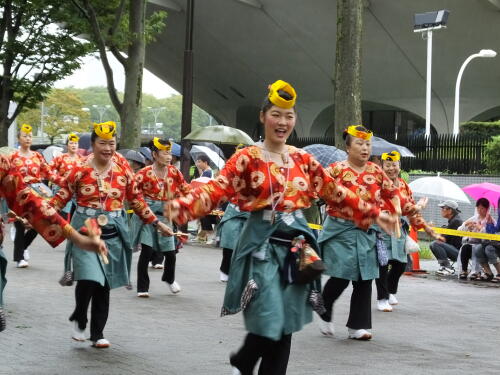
left=472, top=198, right=500, bottom=282
left=457, top=198, right=492, bottom=280
left=429, top=200, right=463, bottom=275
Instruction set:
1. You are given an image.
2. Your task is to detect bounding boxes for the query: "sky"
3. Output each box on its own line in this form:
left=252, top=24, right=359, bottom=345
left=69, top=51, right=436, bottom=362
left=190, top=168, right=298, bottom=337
left=55, top=53, right=179, bottom=98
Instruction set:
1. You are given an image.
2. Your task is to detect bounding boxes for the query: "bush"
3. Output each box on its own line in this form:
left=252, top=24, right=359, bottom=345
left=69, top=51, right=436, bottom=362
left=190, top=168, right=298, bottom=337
left=484, top=135, right=500, bottom=173
left=461, top=121, right=500, bottom=138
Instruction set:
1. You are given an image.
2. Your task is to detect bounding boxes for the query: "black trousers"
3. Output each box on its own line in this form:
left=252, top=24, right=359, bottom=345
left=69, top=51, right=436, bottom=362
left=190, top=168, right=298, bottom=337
left=69, top=280, right=110, bottom=342
left=13, top=221, right=38, bottom=261
left=460, top=244, right=472, bottom=272
left=375, top=260, right=407, bottom=300
left=151, top=250, right=164, bottom=266
left=230, top=333, right=292, bottom=375
left=200, top=215, right=217, bottom=231
left=137, top=244, right=176, bottom=292
left=321, top=277, right=372, bottom=330
left=220, top=248, right=233, bottom=275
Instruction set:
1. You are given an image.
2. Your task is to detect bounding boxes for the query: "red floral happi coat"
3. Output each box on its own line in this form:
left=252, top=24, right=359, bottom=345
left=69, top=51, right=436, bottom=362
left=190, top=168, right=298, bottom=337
left=0, top=156, right=70, bottom=247
left=10, top=150, right=58, bottom=184
left=135, top=165, right=190, bottom=201
left=325, top=161, right=417, bottom=223
left=380, top=177, right=426, bottom=230
left=49, top=153, right=83, bottom=185
left=168, top=145, right=381, bottom=229
left=51, top=153, right=157, bottom=224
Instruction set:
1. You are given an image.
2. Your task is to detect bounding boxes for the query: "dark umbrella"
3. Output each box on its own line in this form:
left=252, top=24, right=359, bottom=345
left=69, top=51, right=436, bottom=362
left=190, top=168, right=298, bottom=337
left=371, top=136, right=415, bottom=157
left=303, top=144, right=347, bottom=167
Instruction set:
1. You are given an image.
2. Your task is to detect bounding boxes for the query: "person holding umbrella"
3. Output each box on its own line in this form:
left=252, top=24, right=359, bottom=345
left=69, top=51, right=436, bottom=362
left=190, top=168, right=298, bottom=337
left=50, top=122, right=173, bottom=348
left=375, top=151, right=442, bottom=311
left=131, top=137, right=190, bottom=297
left=317, top=126, right=421, bottom=340
left=164, top=80, right=394, bottom=374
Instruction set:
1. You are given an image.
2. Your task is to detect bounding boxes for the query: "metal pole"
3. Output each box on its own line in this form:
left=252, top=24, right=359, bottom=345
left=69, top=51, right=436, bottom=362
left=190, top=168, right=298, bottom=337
left=180, top=0, right=195, bottom=179
left=453, top=54, right=479, bottom=136
left=425, top=30, right=432, bottom=137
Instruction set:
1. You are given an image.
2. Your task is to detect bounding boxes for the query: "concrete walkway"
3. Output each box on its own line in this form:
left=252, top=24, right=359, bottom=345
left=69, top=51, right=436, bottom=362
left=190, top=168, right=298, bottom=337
left=1, top=234, right=499, bottom=375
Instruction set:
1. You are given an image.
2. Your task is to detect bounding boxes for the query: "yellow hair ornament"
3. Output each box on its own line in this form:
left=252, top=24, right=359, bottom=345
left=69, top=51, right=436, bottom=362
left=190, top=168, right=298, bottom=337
left=153, top=137, right=171, bottom=151
left=20, top=124, right=32, bottom=134
left=267, top=79, right=297, bottom=109
left=68, top=133, right=79, bottom=142
left=381, top=151, right=401, bottom=162
left=93, top=121, right=116, bottom=140
left=346, top=125, right=373, bottom=140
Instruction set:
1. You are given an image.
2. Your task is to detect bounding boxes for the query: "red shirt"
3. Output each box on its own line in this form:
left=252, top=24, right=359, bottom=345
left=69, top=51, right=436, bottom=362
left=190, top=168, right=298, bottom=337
left=135, top=165, right=190, bottom=201
left=51, top=153, right=156, bottom=224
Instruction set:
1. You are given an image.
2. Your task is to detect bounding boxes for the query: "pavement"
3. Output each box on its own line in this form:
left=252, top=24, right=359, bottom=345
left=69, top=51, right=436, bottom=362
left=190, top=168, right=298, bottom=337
left=1, top=232, right=500, bottom=375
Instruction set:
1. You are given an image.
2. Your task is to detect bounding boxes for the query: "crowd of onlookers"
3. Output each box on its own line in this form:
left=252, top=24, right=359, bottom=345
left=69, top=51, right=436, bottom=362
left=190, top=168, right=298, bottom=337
left=429, top=198, right=500, bottom=282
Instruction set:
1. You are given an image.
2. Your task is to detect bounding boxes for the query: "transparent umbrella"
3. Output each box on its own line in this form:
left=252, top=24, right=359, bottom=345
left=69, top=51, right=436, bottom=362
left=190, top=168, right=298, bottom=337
left=303, top=144, right=347, bottom=167
left=190, top=145, right=226, bottom=170
left=185, top=125, right=254, bottom=145
left=371, top=136, right=415, bottom=157
left=409, top=174, right=470, bottom=203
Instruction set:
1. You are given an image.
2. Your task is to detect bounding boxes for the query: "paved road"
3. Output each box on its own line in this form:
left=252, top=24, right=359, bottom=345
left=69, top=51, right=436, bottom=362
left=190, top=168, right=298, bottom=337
left=1, top=233, right=499, bottom=375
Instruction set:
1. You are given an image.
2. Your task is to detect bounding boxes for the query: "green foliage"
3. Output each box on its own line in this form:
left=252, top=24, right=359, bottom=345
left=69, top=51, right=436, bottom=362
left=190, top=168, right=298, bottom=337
left=18, top=89, right=91, bottom=144
left=461, top=121, right=500, bottom=138
left=21, top=86, right=213, bottom=142
left=0, top=0, right=91, bottom=144
left=484, top=135, right=500, bottom=173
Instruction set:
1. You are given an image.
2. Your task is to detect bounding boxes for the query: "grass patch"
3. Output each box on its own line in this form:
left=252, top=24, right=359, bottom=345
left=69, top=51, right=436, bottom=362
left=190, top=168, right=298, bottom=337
left=417, top=240, right=435, bottom=260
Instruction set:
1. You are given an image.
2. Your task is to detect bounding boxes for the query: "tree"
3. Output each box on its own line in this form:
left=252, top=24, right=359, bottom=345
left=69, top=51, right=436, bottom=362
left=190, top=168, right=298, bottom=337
left=0, top=0, right=91, bottom=146
left=66, top=0, right=166, bottom=149
left=333, top=0, right=364, bottom=149
left=17, top=88, right=91, bottom=144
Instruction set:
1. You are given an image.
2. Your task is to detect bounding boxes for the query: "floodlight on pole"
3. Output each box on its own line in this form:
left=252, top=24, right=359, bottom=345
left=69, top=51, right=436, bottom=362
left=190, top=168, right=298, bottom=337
left=414, top=10, right=450, bottom=137
left=453, top=49, right=497, bottom=136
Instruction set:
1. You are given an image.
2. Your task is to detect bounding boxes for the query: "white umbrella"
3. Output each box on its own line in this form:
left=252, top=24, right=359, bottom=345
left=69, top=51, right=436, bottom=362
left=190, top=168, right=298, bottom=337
left=190, top=145, right=225, bottom=170
left=42, top=146, right=64, bottom=163
left=409, top=173, right=470, bottom=203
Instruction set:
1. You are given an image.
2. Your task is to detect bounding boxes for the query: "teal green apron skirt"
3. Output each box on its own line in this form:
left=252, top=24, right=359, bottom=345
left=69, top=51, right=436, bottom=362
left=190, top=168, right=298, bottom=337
left=318, top=216, right=379, bottom=281
left=130, top=199, right=174, bottom=252
left=382, top=220, right=409, bottom=263
left=64, top=206, right=132, bottom=289
left=222, top=209, right=319, bottom=341
left=0, top=248, right=6, bottom=307
left=217, top=204, right=249, bottom=250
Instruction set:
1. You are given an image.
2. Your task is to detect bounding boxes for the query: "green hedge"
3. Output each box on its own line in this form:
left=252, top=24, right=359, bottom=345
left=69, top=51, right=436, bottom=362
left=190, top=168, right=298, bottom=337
left=485, top=135, right=500, bottom=173
left=461, top=121, right=500, bottom=137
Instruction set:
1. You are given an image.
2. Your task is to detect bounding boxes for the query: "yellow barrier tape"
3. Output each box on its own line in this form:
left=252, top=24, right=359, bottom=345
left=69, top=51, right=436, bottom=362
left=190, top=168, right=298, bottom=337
left=420, top=227, right=500, bottom=241
left=307, top=222, right=500, bottom=241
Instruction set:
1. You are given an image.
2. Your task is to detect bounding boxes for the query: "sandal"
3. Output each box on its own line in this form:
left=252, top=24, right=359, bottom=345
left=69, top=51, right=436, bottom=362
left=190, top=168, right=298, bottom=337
left=491, top=274, right=500, bottom=283
left=469, top=273, right=481, bottom=281
left=459, top=271, right=468, bottom=280
left=480, top=273, right=494, bottom=282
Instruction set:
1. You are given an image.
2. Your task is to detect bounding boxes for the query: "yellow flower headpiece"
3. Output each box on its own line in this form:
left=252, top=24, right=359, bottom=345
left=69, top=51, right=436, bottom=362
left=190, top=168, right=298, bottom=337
left=68, top=133, right=79, bottom=142
left=93, top=121, right=116, bottom=140
left=20, top=124, right=32, bottom=134
left=381, top=151, right=401, bottom=162
left=153, top=137, right=172, bottom=152
left=345, top=125, right=373, bottom=140
left=267, top=79, right=297, bottom=109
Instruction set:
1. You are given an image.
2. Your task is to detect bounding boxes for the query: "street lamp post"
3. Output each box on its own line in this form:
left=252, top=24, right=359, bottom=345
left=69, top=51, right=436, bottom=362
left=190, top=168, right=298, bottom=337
left=92, top=104, right=111, bottom=123
left=414, top=10, right=450, bottom=137
left=147, top=106, right=166, bottom=135
left=453, top=49, right=497, bottom=136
